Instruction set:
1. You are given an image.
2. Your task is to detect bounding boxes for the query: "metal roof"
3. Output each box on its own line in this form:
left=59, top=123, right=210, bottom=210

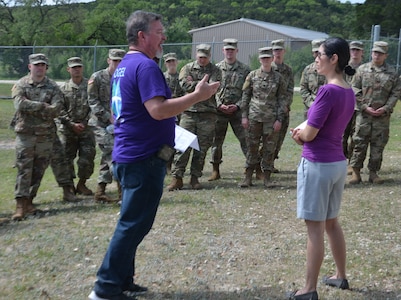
left=189, top=18, right=329, bottom=40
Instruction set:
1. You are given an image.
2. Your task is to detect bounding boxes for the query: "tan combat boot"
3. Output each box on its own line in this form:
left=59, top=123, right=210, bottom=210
left=347, top=165, right=353, bottom=175
left=190, top=175, right=202, bottom=190
left=167, top=177, right=183, bottom=191
left=240, top=166, right=254, bottom=188
left=12, top=197, right=27, bottom=221
left=254, top=164, right=264, bottom=180
left=263, top=171, right=274, bottom=188
left=76, top=179, right=93, bottom=196
left=348, top=167, right=361, bottom=184
left=25, top=197, right=41, bottom=215
left=208, top=163, right=221, bottom=181
left=94, top=183, right=116, bottom=203
left=63, top=185, right=79, bottom=202
left=369, top=171, right=384, bottom=184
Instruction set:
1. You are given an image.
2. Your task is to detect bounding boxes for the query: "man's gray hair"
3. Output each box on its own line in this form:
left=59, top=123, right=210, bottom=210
left=126, top=10, right=162, bottom=46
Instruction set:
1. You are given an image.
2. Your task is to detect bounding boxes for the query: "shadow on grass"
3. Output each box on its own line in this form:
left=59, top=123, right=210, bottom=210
left=350, top=287, right=401, bottom=300
left=138, top=288, right=401, bottom=300
left=139, top=287, right=401, bottom=300
left=0, top=198, right=119, bottom=229
left=141, top=287, right=285, bottom=300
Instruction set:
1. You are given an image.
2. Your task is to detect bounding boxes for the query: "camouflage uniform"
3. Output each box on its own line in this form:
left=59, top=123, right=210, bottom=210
left=50, top=133, right=75, bottom=187
left=299, top=61, right=326, bottom=118
left=164, top=71, right=185, bottom=99
left=350, top=61, right=401, bottom=173
left=59, top=76, right=95, bottom=182
left=241, top=66, right=287, bottom=173
left=271, top=60, right=294, bottom=160
left=343, top=41, right=365, bottom=160
left=171, top=45, right=222, bottom=184
left=300, top=38, right=326, bottom=119
left=12, top=57, right=63, bottom=203
left=211, top=59, right=250, bottom=164
left=88, top=68, right=114, bottom=184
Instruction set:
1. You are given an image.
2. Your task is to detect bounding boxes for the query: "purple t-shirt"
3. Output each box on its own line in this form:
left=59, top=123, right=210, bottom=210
left=302, top=84, right=355, bottom=162
left=111, top=52, right=175, bottom=163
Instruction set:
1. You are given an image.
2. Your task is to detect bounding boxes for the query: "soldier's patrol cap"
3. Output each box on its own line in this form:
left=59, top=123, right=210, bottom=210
left=223, top=38, right=238, bottom=50
left=272, top=39, right=285, bottom=50
left=67, top=57, right=83, bottom=68
left=258, top=47, right=273, bottom=58
left=349, top=41, right=364, bottom=50
left=163, top=53, right=177, bottom=62
left=29, top=53, right=49, bottom=65
left=108, top=49, right=126, bottom=60
left=372, top=41, right=388, bottom=54
left=311, top=39, right=325, bottom=52
left=196, top=44, right=211, bottom=57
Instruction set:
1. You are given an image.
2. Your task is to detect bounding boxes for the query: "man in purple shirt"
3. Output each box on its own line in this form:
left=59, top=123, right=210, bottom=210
left=88, top=11, right=219, bottom=300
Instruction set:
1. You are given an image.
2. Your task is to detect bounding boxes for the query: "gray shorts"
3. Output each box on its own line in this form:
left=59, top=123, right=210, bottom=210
left=297, top=157, right=347, bottom=221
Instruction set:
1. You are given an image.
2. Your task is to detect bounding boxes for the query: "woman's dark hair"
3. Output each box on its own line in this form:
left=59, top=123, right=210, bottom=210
left=322, top=37, right=355, bottom=76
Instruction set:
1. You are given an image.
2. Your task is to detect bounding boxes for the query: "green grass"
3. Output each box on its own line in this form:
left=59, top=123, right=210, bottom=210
left=0, top=83, right=13, bottom=98
left=1, top=92, right=401, bottom=299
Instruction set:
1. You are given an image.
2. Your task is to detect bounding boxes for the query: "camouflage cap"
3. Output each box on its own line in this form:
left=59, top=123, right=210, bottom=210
left=223, top=38, right=238, bottom=50
left=196, top=44, right=211, bottom=57
left=258, top=47, right=273, bottom=58
left=29, top=53, right=49, bottom=65
left=108, top=49, right=126, bottom=60
left=163, top=52, right=177, bottom=62
left=271, top=39, right=285, bottom=50
left=311, top=39, right=325, bottom=52
left=349, top=40, right=364, bottom=50
left=67, top=57, right=83, bottom=68
left=372, top=41, right=388, bottom=54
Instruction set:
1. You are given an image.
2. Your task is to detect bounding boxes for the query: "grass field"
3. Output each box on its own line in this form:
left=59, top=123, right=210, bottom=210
left=0, top=91, right=401, bottom=300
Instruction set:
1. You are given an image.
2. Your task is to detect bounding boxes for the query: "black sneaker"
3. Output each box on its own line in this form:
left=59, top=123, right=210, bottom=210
left=124, top=283, right=148, bottom=297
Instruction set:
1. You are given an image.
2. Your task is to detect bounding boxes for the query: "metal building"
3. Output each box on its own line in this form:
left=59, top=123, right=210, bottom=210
left=188, top=18, right=329, bottom=64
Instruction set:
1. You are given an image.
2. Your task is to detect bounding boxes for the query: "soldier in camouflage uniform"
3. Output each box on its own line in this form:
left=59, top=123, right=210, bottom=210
left=163, top=53, right=185, bottom=101
left=271, top=39, right=294, bottom=173
left=240, top=47, right=287, bottom=188
left=11, top=53, right=63, bottom=220
left=167, top=44, right=222, bottom=190
left=343, top=41, right=364, bottom=174
left=300, top=39, right=327, bottom=119
left=349, top=41, right=401, bottom=184
left=163, top=53, right=185, bottom=172
left=59, top=57, right=96, bottom=196
left=207, top=38, right=250, bottom=181
left=88, top=48, right=126, bottom=202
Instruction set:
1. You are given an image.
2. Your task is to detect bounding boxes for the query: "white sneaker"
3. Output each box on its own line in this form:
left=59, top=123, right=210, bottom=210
left=88, top=290, right=136, bottom=300
left=88, top=291, right=108, bottom=300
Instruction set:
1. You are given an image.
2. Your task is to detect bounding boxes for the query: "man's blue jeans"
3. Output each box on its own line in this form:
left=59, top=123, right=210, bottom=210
left=94, top=156, right=166, bottom=297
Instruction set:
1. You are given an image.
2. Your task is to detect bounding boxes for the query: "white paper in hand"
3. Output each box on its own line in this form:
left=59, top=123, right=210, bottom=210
left=174, top=125, right=200, bottom=152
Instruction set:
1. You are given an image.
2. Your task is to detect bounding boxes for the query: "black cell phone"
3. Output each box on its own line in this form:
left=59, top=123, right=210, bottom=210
left=157, top=144, right=176, bottom=162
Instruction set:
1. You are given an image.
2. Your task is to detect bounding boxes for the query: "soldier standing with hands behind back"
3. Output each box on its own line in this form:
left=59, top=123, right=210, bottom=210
left=11, top=53, right=63, bottom=220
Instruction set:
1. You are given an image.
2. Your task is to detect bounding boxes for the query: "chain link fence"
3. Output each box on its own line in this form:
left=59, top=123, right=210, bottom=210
left=0, top=36, right=400, bottom=83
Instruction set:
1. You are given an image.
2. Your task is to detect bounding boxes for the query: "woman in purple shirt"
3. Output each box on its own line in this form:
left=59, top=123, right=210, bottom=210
left=289, top=37, right=356, bottom=300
